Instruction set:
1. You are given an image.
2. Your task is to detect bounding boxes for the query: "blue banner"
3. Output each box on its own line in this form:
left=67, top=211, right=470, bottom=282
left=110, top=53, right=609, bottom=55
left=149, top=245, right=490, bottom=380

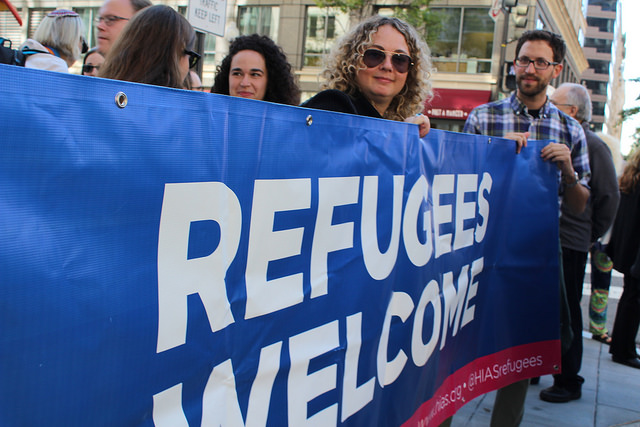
left=0, top=64, right=560, bottom=426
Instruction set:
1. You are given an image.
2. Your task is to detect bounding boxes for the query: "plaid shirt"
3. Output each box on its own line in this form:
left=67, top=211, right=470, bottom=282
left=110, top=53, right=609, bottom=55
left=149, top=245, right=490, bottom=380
left=463, top=92, right=591, bottom=190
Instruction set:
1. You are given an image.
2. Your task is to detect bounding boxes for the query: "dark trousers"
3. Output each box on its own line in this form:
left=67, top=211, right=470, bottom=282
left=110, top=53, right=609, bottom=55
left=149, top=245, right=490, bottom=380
left=554, top=247, right=587, bottom=391
left=610, top=274, right=640, bottom=359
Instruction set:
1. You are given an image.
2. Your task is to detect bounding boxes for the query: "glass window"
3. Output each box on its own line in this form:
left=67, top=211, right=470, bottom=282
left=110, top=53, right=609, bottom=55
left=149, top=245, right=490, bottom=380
left=75, top=8, right=99, bottom=49
left=459, top=8, right=494, bottom=73
left=237, top=6, right=279, bottom=41
left=303, top=7, right=349, bottom=67
left=429, top=8, right=461, bottom=72
left=589, top=59, right=610, bottom=74
left=28, top=9, right=55, bottom=38
left=430, top=7, right=494, bottom=73
left=0, top=10, right=24, bottom=45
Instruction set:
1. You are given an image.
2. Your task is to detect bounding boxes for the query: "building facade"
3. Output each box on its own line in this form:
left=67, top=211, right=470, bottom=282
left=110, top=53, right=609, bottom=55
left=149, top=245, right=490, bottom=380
left=2, top=0, right=592, bottom=132
left=581, top=0, right=622, bottom=134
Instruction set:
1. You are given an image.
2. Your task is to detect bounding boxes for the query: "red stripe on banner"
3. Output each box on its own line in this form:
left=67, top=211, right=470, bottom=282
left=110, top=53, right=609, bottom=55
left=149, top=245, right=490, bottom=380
left=402, top=340, right=561, bottom=426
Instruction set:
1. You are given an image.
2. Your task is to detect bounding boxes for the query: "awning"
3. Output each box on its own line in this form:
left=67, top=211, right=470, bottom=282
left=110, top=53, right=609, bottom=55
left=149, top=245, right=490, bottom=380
left=424, top=88, right=492, bottom=120
left=0, top=0, right=22, bottom=26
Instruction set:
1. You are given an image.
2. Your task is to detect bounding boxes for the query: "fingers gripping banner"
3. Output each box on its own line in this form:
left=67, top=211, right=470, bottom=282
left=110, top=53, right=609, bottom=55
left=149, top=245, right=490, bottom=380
left=0, top=65, right=560, bottom=426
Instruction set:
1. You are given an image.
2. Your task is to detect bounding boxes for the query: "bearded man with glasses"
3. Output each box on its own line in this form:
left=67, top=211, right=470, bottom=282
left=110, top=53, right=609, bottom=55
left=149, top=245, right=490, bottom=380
left=457, top=29, right=591, bottom=425
left=95, top=0, right=151, bottom=55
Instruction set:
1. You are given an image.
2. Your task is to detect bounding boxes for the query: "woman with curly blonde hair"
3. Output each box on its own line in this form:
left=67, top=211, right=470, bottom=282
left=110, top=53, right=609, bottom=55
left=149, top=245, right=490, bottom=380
left=302, top=15, right=433, bottom=137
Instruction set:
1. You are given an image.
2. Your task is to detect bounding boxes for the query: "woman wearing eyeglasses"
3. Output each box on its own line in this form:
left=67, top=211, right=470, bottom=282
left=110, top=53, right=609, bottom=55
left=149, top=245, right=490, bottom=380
left=100, top=5, right=199, bottom=89
left=20, top=9, right=87, bottom=73
left=211, top=34, right=301, bottom=105
left=302, top=15, right=432, bottom=137
left=81, top=47, right=104, bottom=77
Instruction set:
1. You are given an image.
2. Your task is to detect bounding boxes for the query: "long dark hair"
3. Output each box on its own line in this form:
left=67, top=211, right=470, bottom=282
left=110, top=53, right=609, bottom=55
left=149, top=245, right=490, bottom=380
left=100, top=5, right=195, bottom=89
left=211, top=34, right=300, bottom=105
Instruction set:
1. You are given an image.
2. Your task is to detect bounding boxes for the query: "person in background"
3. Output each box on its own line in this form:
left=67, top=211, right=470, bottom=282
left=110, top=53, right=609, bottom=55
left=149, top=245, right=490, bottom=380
left=20, top=9, right=87, bottom=72
left=547, top=81, right=619, bottom=393
left=589, top=234, right=615, bottom=343
left=606, top=148, right=640, bottom=369
left=95, top=0, right=151, bottom=56
left=185, top=70, right=203, bottom=91
left=99, top=5, right=199, bottom=89
left=81, top=47, right=104, bottom=76
left=301, top=15, right=432, bottom=138
left=211, top=34, right=300, bottom=105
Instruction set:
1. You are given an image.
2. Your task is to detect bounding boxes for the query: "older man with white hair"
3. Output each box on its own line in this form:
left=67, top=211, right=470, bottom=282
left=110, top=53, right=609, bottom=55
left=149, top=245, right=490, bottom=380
left=547, top=82, right=620, bottom=396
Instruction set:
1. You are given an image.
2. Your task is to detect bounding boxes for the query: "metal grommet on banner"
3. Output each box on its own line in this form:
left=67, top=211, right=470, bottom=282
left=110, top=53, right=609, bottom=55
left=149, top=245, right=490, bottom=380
left=306, top=115, right=313, bottom=126
left=487, top=137, right=492, bottom=144
left=115, top=92, right=128, bottom=109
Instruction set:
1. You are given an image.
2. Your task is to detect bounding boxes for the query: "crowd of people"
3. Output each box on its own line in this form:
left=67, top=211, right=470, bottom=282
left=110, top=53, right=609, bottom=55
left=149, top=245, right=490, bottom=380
left=7, top=1, right=640, bottom=425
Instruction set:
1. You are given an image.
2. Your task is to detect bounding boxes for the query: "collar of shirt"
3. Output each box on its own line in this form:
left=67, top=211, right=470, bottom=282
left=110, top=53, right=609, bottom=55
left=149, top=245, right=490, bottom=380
left=509, top=92, right=556, bottom=119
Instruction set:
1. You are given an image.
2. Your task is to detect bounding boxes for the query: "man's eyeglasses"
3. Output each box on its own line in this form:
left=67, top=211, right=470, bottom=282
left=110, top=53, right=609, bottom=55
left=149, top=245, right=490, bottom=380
left=514, top=56, right=559, bottom=70
left=95, top=15, right=129, bottom=26
left=184, top=49, right=201, bottom=69
left=82, top=64, right=100, bottom=74
left=361, top=48, right=413, bottom=74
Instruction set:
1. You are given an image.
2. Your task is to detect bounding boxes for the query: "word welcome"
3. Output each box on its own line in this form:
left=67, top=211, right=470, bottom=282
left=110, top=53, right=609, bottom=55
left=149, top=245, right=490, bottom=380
left=152, top=173, right=492, bottom=425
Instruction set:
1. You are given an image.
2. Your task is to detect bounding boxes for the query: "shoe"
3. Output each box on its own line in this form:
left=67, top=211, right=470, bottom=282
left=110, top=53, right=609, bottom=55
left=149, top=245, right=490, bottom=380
left=529, top=376, right=540, bottom=385
left=592, top=333, right=612, bottom=345
left=612, top=356, right=640, bottom=369
left=539, top=385, right=581, bottom=403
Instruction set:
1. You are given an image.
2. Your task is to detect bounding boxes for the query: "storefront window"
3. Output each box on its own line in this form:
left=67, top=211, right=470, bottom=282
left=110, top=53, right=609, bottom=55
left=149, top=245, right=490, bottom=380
left=430, top=7, right=494, bottom=73
left=303, top=7, right=349, bottom=67
left=237, top=6, right=279, bottom=41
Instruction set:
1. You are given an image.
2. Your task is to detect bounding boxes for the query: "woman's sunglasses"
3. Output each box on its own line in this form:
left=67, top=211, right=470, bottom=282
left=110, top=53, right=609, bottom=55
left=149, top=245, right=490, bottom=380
left=82, top=64, right=100, bottom=74
left=361, top=49, right=413, bottom=73
left=184, top=49, right=201, bottom=69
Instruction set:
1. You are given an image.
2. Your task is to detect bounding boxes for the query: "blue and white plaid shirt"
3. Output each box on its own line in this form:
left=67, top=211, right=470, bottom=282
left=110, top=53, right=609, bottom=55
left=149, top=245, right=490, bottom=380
left=463, top=92, right=591, bottom=192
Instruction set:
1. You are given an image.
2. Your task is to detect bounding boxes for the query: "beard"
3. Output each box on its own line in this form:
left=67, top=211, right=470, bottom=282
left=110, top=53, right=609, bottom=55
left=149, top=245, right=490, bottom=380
left=516, top=73, right=549, bottom=98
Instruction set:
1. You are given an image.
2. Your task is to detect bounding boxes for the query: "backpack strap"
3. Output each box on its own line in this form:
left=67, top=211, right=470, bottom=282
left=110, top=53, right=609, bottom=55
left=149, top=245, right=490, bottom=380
left=21, top=46, right=48, bottom=56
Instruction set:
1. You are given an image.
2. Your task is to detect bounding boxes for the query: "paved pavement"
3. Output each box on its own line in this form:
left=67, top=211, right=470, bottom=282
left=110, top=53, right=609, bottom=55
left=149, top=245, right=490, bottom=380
left=448, top=264, right=640, bottom=427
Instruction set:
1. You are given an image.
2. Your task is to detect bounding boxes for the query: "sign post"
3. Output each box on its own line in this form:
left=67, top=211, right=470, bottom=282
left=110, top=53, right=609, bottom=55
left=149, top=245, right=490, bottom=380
left=187, top=0, right=227, bottom=37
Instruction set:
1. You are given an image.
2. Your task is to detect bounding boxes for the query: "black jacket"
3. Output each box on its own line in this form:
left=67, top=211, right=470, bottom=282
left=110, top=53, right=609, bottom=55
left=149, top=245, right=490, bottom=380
left=301, top=89, right=381, bottom=118
left=607, top=185, right=640, bottom=278
left=559, top=123, right=619, bottom=251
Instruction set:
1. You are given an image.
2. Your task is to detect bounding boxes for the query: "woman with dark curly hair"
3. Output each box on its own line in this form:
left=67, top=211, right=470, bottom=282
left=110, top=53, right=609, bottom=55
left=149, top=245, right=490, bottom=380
left=302, top=15, right=432, bottom=137
left=100, top=5, right=199, bottom=89
left=211, top=34, right=300, bottom=105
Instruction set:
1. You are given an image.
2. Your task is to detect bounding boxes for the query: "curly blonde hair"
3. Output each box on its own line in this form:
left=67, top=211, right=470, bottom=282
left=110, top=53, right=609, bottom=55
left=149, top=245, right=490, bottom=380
left=321, top=15, right=433, bottom=121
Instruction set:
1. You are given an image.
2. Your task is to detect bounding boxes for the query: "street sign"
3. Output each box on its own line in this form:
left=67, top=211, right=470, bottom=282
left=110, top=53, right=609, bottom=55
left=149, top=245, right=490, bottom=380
left=489, top=0, right=503, bottom=22
left=187, top=0, right=226, bottom=37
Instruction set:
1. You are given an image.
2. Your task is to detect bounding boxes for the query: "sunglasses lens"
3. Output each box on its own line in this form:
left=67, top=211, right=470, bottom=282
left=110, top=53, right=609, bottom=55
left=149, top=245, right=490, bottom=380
left=362, top=49, right=411, bottom=73
left=363, top=49, right=385, bottom=68
left=392, top=54, right=410, bottom=73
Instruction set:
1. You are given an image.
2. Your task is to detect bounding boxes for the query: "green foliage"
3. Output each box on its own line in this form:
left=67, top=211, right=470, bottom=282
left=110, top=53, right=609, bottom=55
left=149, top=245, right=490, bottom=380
left=621, top=77, right=640, bottom=157
left=313, top=0, right=441, bottom=45
left=314, top=0, right=366, bottom=14
left=392, top=2, right=443, bottom=47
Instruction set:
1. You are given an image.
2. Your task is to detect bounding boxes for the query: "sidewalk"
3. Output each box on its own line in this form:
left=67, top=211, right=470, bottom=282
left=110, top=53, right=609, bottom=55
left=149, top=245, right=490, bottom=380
left=449, top=332, right=640, bottom=426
